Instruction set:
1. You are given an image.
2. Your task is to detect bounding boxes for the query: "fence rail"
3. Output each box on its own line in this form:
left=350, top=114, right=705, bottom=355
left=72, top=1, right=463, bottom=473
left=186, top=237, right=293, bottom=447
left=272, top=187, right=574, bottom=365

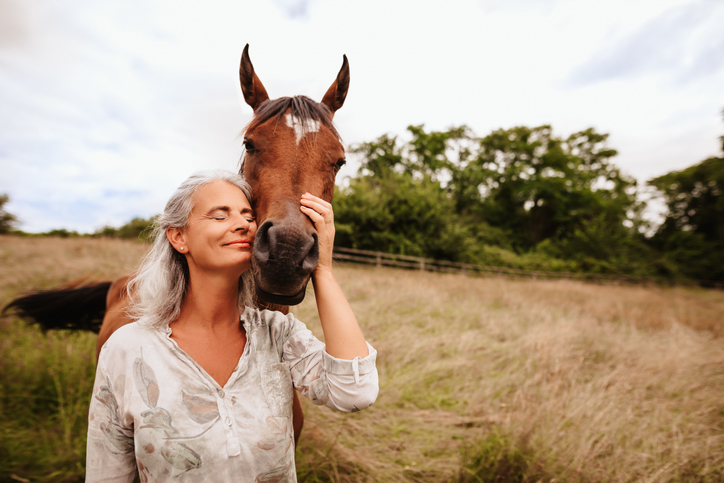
left=331, top=246, right=724, bottom=289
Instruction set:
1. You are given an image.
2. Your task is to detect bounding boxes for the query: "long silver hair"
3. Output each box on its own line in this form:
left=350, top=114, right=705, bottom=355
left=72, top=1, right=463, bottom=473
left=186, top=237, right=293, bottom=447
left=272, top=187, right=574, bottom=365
left=128, top=170, right=256, bottom=329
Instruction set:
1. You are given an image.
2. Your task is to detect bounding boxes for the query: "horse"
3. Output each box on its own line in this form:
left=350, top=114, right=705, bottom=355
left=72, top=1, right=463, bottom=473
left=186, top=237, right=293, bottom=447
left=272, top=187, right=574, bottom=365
left=3, top=44, right=351, bottom=447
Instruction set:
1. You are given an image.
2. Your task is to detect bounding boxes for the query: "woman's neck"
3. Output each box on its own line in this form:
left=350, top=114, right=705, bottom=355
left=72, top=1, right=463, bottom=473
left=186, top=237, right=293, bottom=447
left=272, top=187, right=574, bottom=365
left=174, top=269, right=242, bottom=332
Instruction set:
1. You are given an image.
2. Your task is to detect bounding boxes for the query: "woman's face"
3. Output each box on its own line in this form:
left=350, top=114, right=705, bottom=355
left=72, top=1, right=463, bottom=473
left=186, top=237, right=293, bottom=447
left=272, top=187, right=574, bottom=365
left=172, top=180, right=257, bottom=277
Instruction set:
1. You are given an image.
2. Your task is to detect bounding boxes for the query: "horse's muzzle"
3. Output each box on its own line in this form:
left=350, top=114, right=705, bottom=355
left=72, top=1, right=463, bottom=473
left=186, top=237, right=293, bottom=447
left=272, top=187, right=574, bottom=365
left=252, top=219, right=318, bottom=305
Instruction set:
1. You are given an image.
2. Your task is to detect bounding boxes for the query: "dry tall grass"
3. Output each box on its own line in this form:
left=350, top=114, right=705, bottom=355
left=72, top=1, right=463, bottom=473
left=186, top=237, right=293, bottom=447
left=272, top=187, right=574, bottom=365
left=294, top=264, right=724, bottom=481
left=2, top=235, right=723, bottom=482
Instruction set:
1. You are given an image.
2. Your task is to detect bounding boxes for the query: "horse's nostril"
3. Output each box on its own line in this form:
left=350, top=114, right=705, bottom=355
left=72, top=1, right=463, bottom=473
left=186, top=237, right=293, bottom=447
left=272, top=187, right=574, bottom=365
left=302, top=233, right=319, bottom=272
left=254, top=221, right=272, bottom=263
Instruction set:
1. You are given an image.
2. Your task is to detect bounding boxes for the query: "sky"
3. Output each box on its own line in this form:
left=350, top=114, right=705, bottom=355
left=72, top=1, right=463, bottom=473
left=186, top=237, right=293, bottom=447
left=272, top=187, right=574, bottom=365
left=1, top=0, right=723, bottom=233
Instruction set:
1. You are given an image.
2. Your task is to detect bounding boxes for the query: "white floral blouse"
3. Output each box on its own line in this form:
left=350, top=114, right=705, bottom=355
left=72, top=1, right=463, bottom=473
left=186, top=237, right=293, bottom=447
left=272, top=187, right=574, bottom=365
left=85, top=307, right=379, bottom=482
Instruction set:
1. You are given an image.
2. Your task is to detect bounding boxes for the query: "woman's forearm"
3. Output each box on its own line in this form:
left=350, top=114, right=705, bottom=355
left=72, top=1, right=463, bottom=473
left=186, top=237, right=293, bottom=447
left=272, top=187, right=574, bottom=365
left=312, top=268, right=369, bottom=360
left=300, top=193, right=369, bottom=360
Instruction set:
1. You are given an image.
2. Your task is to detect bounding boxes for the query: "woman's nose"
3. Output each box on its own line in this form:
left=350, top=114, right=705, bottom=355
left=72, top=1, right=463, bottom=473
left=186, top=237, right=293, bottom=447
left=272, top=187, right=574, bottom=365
left=232, top=215, right=249, bottom=232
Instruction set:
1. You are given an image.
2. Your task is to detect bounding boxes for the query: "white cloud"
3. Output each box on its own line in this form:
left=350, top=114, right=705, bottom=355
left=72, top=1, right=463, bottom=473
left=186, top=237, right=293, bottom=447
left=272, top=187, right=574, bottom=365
left=566, top=1, right=724, bottom=86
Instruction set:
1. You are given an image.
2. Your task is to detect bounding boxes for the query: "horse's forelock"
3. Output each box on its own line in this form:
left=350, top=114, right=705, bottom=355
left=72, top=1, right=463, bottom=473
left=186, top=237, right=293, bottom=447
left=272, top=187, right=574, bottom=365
left=244, top=95, right=340, bottom=140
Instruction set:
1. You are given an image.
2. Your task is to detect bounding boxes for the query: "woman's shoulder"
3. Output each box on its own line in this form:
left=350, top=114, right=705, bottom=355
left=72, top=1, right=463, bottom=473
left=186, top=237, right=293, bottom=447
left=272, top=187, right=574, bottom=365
left=98, top=321, right=159, bottom=360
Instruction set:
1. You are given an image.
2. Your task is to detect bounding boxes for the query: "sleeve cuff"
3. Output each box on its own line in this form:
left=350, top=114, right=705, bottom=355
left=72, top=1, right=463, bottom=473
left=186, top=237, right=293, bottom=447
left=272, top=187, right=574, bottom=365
left=322, top=342, right=377, bottom=379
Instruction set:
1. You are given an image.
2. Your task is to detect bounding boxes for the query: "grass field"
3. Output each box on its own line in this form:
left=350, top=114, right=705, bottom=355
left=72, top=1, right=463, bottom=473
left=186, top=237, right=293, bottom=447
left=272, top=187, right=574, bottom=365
left=2, top=235, right=724, bottom=482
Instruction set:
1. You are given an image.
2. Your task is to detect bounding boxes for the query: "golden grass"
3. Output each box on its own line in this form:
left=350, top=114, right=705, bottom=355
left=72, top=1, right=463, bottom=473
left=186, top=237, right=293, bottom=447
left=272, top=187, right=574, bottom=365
left=295, top=266, right=724, bottom=481
left=2, top=235, right=724, bottom=482
left=0, top=235, right=147, bottom=297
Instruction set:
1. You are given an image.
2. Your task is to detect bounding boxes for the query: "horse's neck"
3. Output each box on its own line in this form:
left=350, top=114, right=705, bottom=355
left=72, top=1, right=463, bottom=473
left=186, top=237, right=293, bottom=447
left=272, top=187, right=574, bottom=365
left=254, top=299, right=290, bottom=315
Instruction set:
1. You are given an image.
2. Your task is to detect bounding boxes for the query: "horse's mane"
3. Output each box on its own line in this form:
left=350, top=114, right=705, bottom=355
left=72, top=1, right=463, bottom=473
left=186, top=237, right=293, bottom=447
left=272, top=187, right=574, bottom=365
left=244, top=95, right=341, bottom=140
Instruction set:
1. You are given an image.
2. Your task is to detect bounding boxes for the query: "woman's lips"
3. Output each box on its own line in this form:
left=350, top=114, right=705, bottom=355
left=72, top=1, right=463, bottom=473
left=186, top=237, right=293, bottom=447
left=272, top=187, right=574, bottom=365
left=225, top=240, right=253, bottom=247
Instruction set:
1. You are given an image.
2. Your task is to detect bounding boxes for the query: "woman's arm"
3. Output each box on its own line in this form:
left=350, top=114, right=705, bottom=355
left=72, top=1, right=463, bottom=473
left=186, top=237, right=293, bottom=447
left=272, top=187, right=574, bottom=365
left=300, top=193, right=369, bottom=360
left=86, top=361, right=137, bottom=482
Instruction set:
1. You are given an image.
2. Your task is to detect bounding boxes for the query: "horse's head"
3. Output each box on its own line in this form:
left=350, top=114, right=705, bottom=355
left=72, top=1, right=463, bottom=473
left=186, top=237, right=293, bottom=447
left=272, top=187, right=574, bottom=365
left=239, top=45, right=349, bottom=306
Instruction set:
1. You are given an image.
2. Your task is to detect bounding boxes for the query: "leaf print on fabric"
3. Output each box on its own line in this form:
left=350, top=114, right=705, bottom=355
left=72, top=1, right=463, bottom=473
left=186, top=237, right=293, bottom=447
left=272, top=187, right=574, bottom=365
left=255, top=462, right=292, bottom=483
left=138, top=459, right=152, bottom=483
left=134, top=347, right=159, bottom=408
left=95, top=383, right=120, bottom=420
left=100, top=420, right=134, bottom=453
left=95, top=376, right=133, bottom=453
left=286, top=337, right=307, bottom=360
left=139, top=407, right=179, bottom=436
left=309, top=368, right=330, bottom=406
left=182, top=391, right=220, bottom=424
left=160, top=441, right=202, bottom=475
left=286, top=338, right=310, bottom=378
left=257, top=416, right=292, bottom=454
left=260, top=363, right=293, bottom=417
left=296, top=363, right=328, bottom=405
left=112, top=373, right=127, bottom=396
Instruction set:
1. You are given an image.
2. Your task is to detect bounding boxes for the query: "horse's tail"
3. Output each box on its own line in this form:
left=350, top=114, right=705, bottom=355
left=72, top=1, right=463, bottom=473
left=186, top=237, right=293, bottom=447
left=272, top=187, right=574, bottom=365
left=3, top=278, right=112, bottom=333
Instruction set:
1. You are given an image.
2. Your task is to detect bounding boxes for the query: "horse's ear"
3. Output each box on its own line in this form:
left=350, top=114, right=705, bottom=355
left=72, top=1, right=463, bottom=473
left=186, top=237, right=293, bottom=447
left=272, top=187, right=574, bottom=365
left=239, top=44, right=270, bottom=111
left=321, top=54, right=349, bottom=116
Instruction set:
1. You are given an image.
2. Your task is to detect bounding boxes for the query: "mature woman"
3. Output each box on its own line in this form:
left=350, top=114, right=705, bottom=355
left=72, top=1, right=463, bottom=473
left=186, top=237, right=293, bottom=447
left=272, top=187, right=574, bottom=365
left=86, top=170, right=378, bottom=482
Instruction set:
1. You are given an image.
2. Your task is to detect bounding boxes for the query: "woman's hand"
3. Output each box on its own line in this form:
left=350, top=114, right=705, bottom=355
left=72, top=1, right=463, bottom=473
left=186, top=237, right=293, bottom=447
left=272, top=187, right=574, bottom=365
left=300, top=193, right=368, bottom=360
left=300, top=193, right=335, bottom=275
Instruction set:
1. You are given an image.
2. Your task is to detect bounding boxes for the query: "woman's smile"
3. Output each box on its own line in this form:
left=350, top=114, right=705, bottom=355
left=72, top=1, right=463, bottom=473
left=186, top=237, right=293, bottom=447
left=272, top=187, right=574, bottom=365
left=224, top=239, right=253, bottom=248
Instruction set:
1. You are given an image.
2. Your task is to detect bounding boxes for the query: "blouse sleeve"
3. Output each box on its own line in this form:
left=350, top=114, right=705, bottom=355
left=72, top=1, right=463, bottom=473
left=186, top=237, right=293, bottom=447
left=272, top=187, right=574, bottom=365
left=85, top=356, right=137, bottom=482
left=278, top=314, right=379, bottom=413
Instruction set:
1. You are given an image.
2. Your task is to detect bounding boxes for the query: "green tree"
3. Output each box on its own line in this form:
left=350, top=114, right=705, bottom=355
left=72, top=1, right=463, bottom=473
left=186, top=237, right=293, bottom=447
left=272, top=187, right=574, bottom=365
left=0, top=194, right=19, bottom=234
left=334, top=171, right=477, bottom=262
left=339, top=125, right=511, bottom=262
left=648, top=156, right=724, bottom=281
left=472, top=126, right=638, bottom=251
left=94, top=216, right=157, bottom=241
left=338, top=124, right=643, bottom=270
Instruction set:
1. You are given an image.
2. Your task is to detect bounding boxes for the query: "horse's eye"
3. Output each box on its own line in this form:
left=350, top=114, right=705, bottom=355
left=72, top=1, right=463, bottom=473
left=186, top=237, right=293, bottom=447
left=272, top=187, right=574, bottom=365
left=243, top=140, right=256, bottom=153
left=335, top=158, right=346, bottom=171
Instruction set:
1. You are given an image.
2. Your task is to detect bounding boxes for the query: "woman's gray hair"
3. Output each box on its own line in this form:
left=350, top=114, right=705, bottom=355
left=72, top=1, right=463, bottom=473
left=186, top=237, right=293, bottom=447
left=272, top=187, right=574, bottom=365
left=128, top=170, right=255, bottom=329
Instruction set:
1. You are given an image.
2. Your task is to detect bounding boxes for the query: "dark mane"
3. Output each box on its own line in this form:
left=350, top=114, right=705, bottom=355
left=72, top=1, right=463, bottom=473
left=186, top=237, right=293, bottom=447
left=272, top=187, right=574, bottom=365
left=244, top=95, right=340, bottom=140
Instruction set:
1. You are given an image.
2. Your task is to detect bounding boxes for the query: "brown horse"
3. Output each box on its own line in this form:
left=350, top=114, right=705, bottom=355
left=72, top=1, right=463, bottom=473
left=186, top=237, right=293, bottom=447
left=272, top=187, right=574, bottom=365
left=4, top=44, right=350, bottom=446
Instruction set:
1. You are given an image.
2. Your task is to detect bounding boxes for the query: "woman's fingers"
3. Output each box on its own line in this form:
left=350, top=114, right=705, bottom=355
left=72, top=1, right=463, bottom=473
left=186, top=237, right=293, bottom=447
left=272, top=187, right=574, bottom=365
left=300, top=193, right=335, bottom=274
left=300, top=193, right=333, bottom=225
left=300, top=205, right=326, bottom=226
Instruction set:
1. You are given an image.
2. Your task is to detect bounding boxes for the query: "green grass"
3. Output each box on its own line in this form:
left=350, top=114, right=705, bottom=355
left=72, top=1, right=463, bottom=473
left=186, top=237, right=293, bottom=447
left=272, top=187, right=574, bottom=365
left=1, top=320, right=96, bottom=482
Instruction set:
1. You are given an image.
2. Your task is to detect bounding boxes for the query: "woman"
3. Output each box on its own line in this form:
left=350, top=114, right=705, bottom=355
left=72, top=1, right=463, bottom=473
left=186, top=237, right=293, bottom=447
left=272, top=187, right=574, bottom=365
left=86, top=170, right=378, bottom=482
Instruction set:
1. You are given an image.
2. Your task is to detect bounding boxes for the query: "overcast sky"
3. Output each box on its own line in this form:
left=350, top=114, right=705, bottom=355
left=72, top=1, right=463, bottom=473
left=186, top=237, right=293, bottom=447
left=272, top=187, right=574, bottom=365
left=1, top=0, right=723, bottom=233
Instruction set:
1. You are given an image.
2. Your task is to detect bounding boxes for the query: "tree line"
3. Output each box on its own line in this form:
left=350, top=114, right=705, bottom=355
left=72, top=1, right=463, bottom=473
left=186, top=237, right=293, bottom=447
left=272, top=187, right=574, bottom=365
left=2, top=114, right=722, bottom=282
left=332, top=116, right=724, bottom=283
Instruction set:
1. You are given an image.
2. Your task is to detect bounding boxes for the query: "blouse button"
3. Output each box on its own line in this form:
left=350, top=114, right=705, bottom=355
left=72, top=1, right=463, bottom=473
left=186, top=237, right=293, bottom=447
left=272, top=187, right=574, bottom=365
left=225, top=417, right=233, bottom=427
left=218, top=389, right=225, bottom=398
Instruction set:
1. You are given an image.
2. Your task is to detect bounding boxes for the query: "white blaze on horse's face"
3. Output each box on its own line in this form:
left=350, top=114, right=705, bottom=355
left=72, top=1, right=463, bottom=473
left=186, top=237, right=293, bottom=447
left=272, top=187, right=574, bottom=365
left=285, top=113, right=320, bottom=145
